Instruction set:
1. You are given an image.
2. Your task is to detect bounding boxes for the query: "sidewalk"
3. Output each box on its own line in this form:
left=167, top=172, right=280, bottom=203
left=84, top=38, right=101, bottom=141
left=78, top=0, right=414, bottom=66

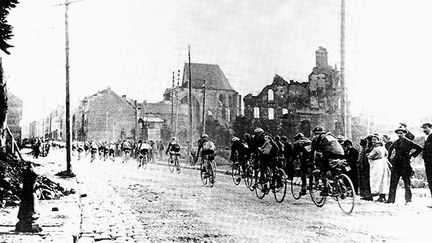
left=0, top=150, right=81, bottom=243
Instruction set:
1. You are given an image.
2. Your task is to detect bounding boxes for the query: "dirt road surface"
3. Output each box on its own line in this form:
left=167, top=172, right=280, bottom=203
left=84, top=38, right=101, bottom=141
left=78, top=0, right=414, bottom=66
left=39, top=150, right=432, bottom=242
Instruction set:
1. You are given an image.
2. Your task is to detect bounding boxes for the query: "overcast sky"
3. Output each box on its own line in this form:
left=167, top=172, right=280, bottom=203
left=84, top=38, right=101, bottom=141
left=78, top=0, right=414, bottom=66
left=1, top=0, right=431, bottom=129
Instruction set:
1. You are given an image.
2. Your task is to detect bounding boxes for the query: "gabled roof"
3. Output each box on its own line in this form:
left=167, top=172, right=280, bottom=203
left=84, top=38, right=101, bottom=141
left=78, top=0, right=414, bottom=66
left=83, top=87, right=135, bottom=108
left=182, top=63, right=235, bottom=91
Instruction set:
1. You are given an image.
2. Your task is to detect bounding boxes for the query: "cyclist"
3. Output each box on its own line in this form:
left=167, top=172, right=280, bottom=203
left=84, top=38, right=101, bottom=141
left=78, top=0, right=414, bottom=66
left=138, top=140, right=151, bottom=167
left=310, top=126, right=345, bottom=196
left=90, top=141, right=98, bottom=162
left=292, top=133, right=312, bottom=196
left=251, top=128, right=280, bottom=189
left=166, top=137, right=181, bottom=170
left=98, top=142, right=105, bottom=160
left=84, top=141, right=90, bottom=156
left=108, top=142, right=116, bottom=161
left=166, top=137, right=181, bottom=157
left=77, top=142, right=84, bottom=160
left=230, top=136, right=250, bottom=175
left=195, top=134, right=216, bottom=176
left=102, top=141, right=109, bottom=161
left=121, top=140, right=132, bottom=163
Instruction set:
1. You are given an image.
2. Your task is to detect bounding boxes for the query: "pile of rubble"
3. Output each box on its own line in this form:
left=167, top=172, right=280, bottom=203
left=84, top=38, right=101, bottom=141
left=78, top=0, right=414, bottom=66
left=0, top=152, right=74, bottom=208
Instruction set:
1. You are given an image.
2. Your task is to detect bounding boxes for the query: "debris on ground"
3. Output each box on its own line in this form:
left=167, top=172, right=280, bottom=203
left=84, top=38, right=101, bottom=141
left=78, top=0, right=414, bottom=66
left=0, top=151, right=75, bottom=208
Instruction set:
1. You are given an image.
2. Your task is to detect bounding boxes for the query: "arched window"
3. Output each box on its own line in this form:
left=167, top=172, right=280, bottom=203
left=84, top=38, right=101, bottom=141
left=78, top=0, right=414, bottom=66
left=282, top=108, right=288, bottom=115
left=219, top=94, right=225, bottom=106
left=253, top=107, right=260, bottom=119
left=268, top=89, right=274, bottom=101
left=268, top=108, right=274, bottom=120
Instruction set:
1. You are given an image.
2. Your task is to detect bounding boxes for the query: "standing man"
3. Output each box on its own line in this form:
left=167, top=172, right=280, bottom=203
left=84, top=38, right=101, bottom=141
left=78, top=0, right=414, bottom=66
left=421, top=123, right=432, bottom=208
left=400, top=122, right=415, bottom=140
left=387, top=127, right=422, bottom=204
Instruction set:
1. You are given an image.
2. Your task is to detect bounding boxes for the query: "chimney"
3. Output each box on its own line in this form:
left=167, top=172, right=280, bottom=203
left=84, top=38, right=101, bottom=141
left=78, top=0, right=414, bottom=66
left=315, top=46, right=328, bottom=67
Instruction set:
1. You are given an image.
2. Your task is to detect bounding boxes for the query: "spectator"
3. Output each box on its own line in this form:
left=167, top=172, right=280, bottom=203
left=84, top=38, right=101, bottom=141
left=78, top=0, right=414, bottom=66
left=387, top=127, right=422, bottom=204
left=421, top=122, right=432, bottom=208
left=399, top=122, right=415, bottom=140
left=358, top=135, right=373, bottom=201
left=367, top=135, right=391, bottom=202
left=158, top=140, right=165, bottom=160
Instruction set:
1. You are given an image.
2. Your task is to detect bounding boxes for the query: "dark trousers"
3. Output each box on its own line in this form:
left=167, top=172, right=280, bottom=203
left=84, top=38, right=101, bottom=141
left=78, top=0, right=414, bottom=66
left=424, top=161, right=432, bottom=197
left=388, top=168, right=411, bottom=203
left=358, top=160, right=371, bottom=198
left=346, top=167, right=359, bottom=195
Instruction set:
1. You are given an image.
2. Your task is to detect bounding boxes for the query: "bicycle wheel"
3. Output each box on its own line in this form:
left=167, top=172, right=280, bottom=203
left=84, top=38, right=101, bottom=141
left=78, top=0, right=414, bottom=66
left=255, top=168, right=269, bottom=199
left=168, top=157, right=174, bottom=173
left=142, top=156, right=148, bottom=169
left=244, top=165, right=255, bottom=191
left=200, top=163, right=208, bottom=185
left=290, top=169, right=303, bottom=200
left=208, top=162, right=215, bottom=187
left=175, top=157, right=181, bottom=174
left=232, top=162, right=242, bottom=185
left=273, top=168, right=287, bottom=203
left=309, top=171, right=326, bottom=207
left=336, top=174, right=355, bottom=214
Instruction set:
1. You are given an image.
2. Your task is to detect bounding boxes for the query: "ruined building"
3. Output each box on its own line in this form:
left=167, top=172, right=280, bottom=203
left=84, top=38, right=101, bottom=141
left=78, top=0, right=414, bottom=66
left=243, top=47, right=344, bottom=138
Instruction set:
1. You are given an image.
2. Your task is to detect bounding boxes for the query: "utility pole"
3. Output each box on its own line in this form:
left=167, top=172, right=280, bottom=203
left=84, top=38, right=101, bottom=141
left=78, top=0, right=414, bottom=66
left=42, top=98, right=45, bottom=141
left=134, top=100, right=138, bottom=141
left=56, top=0, right=82, bottom=174
left=188, top=46, right=193, bottom=163
left=202, top=79, right=206, bottom=134
left=175, top=70, right=180, bottom=136
left=340, top=0, right=350, bottom=138
left=171, top=71, right=175, bottom=137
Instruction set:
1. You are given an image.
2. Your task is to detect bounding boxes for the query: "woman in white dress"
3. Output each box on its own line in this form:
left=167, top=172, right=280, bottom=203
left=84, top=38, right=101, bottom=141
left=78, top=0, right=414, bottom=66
left=367, top=135, right=392, bottom=202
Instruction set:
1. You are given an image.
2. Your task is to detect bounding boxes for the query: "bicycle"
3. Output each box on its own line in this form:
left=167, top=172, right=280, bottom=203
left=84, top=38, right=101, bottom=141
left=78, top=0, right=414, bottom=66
left=290, top=158, right=326, bottom=207
left=200, top=154, right=216, bottom=187
left=243, top=154, right=259, bottom=191
left=254, top=157, right=287, bottom=203
left=138, top=151, right=149, bottom=169
left=90, top=150, right=97, bottom=163
left=232, top=154, right=251, bottom=186
left=121, top=150, right=131, bottom=163
left=315, top=159, right=356, bottom=214
left=168, top=152, right=181, bottom=174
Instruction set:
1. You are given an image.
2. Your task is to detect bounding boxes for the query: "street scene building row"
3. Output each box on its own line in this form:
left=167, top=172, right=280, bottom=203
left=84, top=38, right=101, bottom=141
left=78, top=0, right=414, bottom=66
left=22, top=47, right=346, bottom=145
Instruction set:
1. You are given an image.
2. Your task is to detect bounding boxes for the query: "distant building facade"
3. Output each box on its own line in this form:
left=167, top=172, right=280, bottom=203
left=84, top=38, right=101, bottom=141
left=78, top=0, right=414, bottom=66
left=243, top=47, right=344, bottom=139
left=7, top=92, right=23, bottom=143
left=72, top=88, right=137, bottom=142
left=163, top=63, right=240, bottom=143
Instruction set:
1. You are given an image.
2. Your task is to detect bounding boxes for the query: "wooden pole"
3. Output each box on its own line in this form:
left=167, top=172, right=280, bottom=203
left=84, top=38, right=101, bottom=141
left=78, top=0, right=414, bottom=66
left=202, top=80, right=206, bottom=134
left=64, top=0, right=72, bottom=172
left=340, top=0, right=350, bottom=138
left=188, top=46, right=193, bottom=161
left=171, top=71, right=174, bottom=137
left=134, top=100, right=137, bottom=141
left=175, top=70, right=180, bottom=136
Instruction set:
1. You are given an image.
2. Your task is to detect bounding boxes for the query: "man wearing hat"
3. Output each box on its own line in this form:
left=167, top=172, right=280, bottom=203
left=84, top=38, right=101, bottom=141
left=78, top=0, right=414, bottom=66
left=421, top=123, right=432, bottom=208
left=387, top=126, right=422, bottom=204
left=399, top=122, right=415, bottom=140
left=310, top=126, right=345, bottom=195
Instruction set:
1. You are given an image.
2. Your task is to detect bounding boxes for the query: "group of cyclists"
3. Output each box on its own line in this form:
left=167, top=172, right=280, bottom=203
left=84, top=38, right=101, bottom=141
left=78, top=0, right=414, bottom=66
left=68, top=140, right=156, bottom=166
left=230, top=126, right=354, bottom=205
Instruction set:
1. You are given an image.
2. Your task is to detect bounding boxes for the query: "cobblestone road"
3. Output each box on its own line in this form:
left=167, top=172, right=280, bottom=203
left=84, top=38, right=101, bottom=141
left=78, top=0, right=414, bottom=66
left=71, top=152, right=432, bottom=243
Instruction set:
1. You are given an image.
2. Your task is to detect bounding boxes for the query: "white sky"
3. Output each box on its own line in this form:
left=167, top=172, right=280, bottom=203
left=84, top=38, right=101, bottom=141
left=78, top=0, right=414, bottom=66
left=1, top=0, right=432, bottom=129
